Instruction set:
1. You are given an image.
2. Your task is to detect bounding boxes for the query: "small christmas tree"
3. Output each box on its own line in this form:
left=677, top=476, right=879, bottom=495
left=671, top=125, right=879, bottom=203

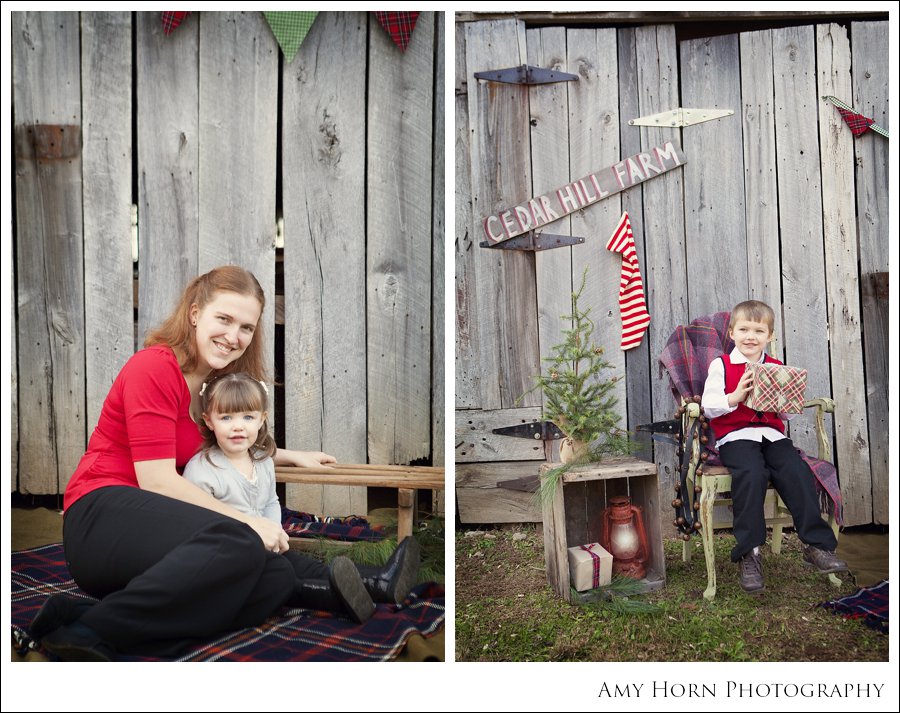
left=530, top=268, right=631, bottom=461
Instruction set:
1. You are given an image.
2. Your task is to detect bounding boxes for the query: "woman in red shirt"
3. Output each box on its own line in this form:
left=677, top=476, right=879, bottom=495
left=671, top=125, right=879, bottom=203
left=31, top=266, right=345, bottom=659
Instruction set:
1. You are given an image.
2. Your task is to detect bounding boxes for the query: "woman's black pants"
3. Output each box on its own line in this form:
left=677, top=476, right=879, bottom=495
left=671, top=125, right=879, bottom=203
left=63, top=486, right=296, bottom=657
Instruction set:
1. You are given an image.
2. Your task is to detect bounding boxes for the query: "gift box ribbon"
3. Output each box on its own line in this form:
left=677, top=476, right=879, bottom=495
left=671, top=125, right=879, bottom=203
left=580, top=544, right=602, bottom=589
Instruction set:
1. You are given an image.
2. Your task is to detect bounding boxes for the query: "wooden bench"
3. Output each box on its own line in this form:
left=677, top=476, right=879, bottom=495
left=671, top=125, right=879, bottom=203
left=275, top=464, right=445, bottom=544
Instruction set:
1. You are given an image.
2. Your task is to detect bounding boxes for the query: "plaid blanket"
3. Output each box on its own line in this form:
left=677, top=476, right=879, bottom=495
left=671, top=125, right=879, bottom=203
left=12, top=543, right=443, bottom=662
left=658, top=312, right=843, bottom=523
left=820, top=580, right=888, bottom=634
left=281, top=507, right=385, bottom=542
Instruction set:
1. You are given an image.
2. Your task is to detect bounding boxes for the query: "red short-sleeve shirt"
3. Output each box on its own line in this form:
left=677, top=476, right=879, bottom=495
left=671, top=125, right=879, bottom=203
left=64, top=345, right=203, bottom=510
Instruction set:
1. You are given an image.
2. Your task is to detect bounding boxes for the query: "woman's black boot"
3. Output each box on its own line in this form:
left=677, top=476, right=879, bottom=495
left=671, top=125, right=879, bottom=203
left=29, top=594, right=96, bottom=640
left=289, top=556, right=375, bottom=624
left=356, top=537, right=420, bottom=605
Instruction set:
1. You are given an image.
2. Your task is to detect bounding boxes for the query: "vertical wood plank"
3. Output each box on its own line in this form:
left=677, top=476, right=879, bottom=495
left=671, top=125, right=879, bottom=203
left=740, top=30, right=783, bottom=328
left=454, top=22, right=479, bottom=409
left=634, top=25, right=686, bottom=500
left=81, top=12, right=134, bottom=434
left=136, top=11, right=199, bottom=341
left=816, top=23, right=871, bottom=526
left=465, top=19, right=539, bottom=410
left=617, top=27, right=652, bottom=461
left=851, top=20, right=889, bottom=524
left=772, top=25, right=831, bottom=456
left=367, top=12, right=435, bottom=464
left=567, top=28, right=627, bottom=439
left=283, top=12, right=367, bottom=516
left=527, top=26, right=572, bottom=421
left=13, top=11, right=86, bottom=493
left=542, top=465, right=572, bottom=601
left=11, top=289, right=18, bottom=490
left=681, top=34, right=748, bottom=317
left=199, top=11, right=277, bottom=389
left=432, top=11, right=446, bottom=477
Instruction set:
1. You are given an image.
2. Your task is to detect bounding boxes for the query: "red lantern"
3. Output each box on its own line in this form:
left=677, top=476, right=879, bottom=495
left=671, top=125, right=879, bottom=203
left=598, top=495, right=650, bottom=580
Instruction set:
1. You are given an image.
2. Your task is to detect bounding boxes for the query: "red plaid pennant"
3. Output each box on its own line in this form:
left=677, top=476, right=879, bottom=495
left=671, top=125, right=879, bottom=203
left=580, top=544, right=602, bottom=589
left=161, top=11, right=190, bottom=36
left=836, top=107, right=875, bottom=136
left=373, top=11, right=420, bottom=51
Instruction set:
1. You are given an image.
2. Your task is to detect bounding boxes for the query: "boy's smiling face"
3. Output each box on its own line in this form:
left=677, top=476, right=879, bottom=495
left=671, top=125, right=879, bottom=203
left=730, top=318, right=773, bottom=363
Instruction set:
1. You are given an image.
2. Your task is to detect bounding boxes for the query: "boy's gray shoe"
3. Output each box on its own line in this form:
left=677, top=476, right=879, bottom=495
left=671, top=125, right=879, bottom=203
left=802, top=545, right=848, bottom=574
left=738, top=551, right=764, bottom=593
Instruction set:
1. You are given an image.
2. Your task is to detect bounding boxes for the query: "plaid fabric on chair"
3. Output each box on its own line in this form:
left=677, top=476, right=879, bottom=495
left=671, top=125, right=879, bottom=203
left=12, top=543, right=444, bottom=662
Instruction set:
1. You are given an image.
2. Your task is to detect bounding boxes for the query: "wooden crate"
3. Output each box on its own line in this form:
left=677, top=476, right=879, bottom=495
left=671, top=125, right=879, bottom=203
left=541, top=456, right=664, bottom=603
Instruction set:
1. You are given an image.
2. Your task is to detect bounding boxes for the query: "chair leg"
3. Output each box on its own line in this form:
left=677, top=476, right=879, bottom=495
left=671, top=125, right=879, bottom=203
left=683, top=537, right=692, bottom=563
left=700, top=476, right=718, bottom=600
left=771, top=523, right=784, bottom=555
left=827, top=509, right=841, bottom=587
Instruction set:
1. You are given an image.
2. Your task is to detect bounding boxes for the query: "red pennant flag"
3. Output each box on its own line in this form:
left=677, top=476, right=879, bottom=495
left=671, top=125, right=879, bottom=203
left=836, top=107, right=876, bottom=136
left=373, top=12, right=420, bottom=52
left=161, top=12, right=190, bottom=36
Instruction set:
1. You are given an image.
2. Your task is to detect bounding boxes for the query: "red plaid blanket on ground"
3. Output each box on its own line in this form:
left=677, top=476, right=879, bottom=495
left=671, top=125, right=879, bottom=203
left=820, top=580, right=888, bottom=634
left=281, top=507, right=384, bottom=542
left=12, top=543, right=443, bottom=661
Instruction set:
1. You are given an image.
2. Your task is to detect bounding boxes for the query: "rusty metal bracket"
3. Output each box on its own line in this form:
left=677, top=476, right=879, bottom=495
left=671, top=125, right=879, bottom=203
left=497, top=474, right=540, bottom=493
left=15, top=124, right=81, bottom=162
left=474, top=64, right=578, bottom=85
left=492, top=421, right=565, bottom=441
left=480, top=231, right=585, bottom=251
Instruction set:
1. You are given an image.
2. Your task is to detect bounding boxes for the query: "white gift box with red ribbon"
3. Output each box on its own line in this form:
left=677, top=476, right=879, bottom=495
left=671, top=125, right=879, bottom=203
left=567, top=542, right=613, bottom=591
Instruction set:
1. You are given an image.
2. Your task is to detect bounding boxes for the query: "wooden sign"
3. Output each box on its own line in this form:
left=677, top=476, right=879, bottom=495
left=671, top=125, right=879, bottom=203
left=482, top=141, right=687, bottom=244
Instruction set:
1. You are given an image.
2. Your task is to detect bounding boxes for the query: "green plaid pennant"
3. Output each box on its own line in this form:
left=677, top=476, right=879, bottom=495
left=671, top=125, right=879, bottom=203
left=263, top=11, right=318, bottom=63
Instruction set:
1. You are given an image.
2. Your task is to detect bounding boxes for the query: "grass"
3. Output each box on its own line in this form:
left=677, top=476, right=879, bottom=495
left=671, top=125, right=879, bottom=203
left=455, top=525, right=887, bottom=662
left=302, top=512, right=445, bottom=585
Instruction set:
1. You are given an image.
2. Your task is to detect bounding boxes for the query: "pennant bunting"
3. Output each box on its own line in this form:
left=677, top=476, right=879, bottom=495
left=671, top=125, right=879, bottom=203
left=373, top=12, right=420, bottom=52
left=263, top=11, right=319, bottom=63
left=822, top=95, right=889, bottom=138
left=161, top=12, right=190, bottom=36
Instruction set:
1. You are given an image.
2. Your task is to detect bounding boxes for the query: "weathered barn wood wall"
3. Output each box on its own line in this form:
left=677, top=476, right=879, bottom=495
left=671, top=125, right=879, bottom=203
left=12, top=11, right=444, bottom=518
left=456, top=17, right=889, bottom=527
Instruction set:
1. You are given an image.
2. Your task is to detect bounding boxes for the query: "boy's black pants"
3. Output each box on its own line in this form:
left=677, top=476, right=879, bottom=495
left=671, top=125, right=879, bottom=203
left=717, top=437, right=838, bottom=562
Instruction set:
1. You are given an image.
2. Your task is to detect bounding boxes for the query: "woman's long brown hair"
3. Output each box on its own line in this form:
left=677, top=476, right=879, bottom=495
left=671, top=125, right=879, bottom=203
left=144, top=266, right=270, bottom=382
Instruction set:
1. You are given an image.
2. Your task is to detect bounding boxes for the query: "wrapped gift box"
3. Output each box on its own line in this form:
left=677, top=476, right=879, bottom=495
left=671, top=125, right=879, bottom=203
left=567, top=542, right=613, bottom=591
left=744, top=362, right=807, bottom=414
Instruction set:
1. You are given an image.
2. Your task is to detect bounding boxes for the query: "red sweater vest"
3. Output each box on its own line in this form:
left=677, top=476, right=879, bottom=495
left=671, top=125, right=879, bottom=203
left=710, top=353, right=785, bottom=442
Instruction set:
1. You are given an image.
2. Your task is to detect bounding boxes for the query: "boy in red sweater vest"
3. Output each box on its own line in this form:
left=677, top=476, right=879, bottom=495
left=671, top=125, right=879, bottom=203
left=701, top=300, right=847, bottom=593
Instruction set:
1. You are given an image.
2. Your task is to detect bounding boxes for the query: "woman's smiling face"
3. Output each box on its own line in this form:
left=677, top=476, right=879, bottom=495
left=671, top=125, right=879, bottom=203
left=190, top=291, right=262, bottom=374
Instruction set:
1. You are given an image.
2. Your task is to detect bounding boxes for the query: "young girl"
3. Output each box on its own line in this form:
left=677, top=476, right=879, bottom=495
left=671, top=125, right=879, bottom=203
left=184, top=372, right=375, bottom=623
